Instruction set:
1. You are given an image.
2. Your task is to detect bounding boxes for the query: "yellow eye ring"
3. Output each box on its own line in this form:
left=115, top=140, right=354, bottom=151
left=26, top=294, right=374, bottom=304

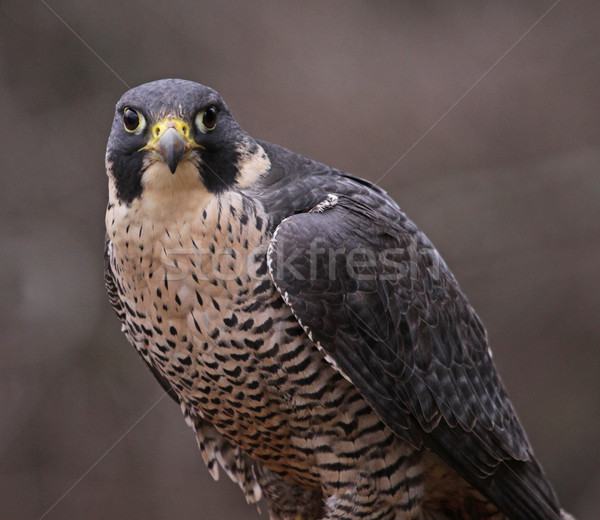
left=195, top=106, right=218, bottom=133
left=123, top=107, right=145, bottom=134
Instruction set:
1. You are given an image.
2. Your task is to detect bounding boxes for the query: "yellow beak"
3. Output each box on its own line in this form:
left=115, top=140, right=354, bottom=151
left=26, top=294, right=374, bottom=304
left=140, top=118, right=200, bottom=173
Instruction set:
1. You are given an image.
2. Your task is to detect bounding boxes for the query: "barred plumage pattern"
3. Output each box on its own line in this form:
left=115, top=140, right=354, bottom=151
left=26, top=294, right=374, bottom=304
left=105, top=79, right=570, bottom=520
left=106, top=189, right=427, bottom=519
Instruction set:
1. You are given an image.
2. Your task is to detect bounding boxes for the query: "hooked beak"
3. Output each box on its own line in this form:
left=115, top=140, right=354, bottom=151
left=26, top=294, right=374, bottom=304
left=158, top=128, right=186, bottom=174
left=141, top=118, right=200, bottom=174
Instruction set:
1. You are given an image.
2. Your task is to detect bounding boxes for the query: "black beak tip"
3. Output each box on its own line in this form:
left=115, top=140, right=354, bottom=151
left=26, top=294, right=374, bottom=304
left=167, top=159, right=178, bottom=174
left=158, top=128, right=186, bottom=174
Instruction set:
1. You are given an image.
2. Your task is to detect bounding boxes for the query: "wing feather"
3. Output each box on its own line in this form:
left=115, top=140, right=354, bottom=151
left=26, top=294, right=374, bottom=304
left=268, top=194, right=561, bottom=520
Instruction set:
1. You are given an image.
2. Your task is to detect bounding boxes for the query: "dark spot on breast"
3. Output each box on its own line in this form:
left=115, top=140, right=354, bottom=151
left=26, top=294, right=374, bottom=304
left=261, top=363, right=280, bottom=374
left=247, top=430, right=262, bottom=441
left=178, top=355, right=192, bottom=366
left=279, top=343, right=304, bottom=362
left=141, top=324, right=153, bottom=336
left=223, top=365, right=242, bottom=378
left=244, top=338, right=264, bottom=350
left=285, top=325, right=304, bottom=337
left=193, top=317, right=202, bottom=333
left=271, top=297, right=286, bottom=310
left=239, top=318, right=254, bottom=331
left=286, top=356, right=312, bottom=375
left=155, top=351, right=169, bottom=362
left=255, top=260, right=268, bottom=276
left=243, top=301, right=261, bottom=313
left=254, top=316, right=273, bottom=334
left=219, top=383, right=233, bottom=393
left=253, top=279, right=271, bottom=296
left=223, top=314, right=238, bottom=327
left=205, top=360, right=219, bottom=370
left=231, top=352, right=250, bottom=362
left=257, top=342, right=279, bottom=359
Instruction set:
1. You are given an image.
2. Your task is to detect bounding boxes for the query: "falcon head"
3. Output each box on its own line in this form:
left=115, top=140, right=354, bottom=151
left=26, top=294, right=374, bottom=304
left=106, top=79, right=270, bottom=204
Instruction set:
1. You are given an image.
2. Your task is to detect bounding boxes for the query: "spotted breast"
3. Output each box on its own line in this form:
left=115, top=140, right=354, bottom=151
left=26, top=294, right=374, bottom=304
left=106, top=172, right=427, bottom=519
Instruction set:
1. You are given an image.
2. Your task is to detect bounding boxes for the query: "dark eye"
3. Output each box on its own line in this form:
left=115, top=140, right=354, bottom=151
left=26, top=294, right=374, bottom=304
left=195, top=106, right=217, bottom=133
left=123, top=107, right=144, bottom=133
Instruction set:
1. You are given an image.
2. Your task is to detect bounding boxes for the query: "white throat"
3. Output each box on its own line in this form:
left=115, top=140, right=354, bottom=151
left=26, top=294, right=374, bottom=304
left=138, top=160, right=212, bottom=222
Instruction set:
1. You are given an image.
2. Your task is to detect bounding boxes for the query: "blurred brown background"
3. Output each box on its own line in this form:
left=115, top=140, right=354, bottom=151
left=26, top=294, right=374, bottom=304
left=1, top=1, right=599, bottom=519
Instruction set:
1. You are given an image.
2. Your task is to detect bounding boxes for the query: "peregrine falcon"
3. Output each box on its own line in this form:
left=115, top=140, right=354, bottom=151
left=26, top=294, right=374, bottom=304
left=105, top=79, right=571, bottom=520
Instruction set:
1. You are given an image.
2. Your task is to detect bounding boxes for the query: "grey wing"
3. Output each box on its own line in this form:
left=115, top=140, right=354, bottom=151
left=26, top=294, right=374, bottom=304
left=267, top=195, right=561, bottom=520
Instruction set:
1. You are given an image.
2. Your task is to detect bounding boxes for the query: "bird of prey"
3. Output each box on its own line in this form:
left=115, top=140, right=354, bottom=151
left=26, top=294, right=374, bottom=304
left=105, top=79, right=572, bottom=520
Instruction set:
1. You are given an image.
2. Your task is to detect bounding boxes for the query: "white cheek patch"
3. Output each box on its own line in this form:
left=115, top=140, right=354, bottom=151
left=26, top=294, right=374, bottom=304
left=236, top=143, right=271, bottom=189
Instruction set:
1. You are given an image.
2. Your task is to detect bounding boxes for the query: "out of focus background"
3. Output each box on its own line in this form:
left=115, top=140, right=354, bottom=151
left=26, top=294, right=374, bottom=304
left=1, top=1, right=599, bottom=518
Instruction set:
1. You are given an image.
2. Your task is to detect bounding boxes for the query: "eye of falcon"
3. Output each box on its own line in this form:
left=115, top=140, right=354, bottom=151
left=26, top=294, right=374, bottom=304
left=123, top=107, right=145, bottom=133
left=195, top=106, right=218, bottom=133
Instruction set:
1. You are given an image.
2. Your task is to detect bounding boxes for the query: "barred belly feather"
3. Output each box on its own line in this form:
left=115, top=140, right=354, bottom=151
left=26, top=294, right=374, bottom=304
left=107, top=187, right=426, bottom=519
left=105, top=79, right=569, bottom=520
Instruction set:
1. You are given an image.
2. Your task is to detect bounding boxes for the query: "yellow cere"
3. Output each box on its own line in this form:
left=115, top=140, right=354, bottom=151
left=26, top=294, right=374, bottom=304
left=141, top=117, right=201, bottom=151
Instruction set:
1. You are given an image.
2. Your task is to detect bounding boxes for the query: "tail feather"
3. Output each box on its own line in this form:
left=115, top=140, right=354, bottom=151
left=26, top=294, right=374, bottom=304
left=425, top=421, right=563, bottom=520
left=479, top=458, right=562, bottom=520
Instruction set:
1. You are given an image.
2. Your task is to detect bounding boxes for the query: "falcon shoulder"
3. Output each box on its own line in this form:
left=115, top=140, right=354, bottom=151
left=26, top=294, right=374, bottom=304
left=267, top=192, right=561, bottom=520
